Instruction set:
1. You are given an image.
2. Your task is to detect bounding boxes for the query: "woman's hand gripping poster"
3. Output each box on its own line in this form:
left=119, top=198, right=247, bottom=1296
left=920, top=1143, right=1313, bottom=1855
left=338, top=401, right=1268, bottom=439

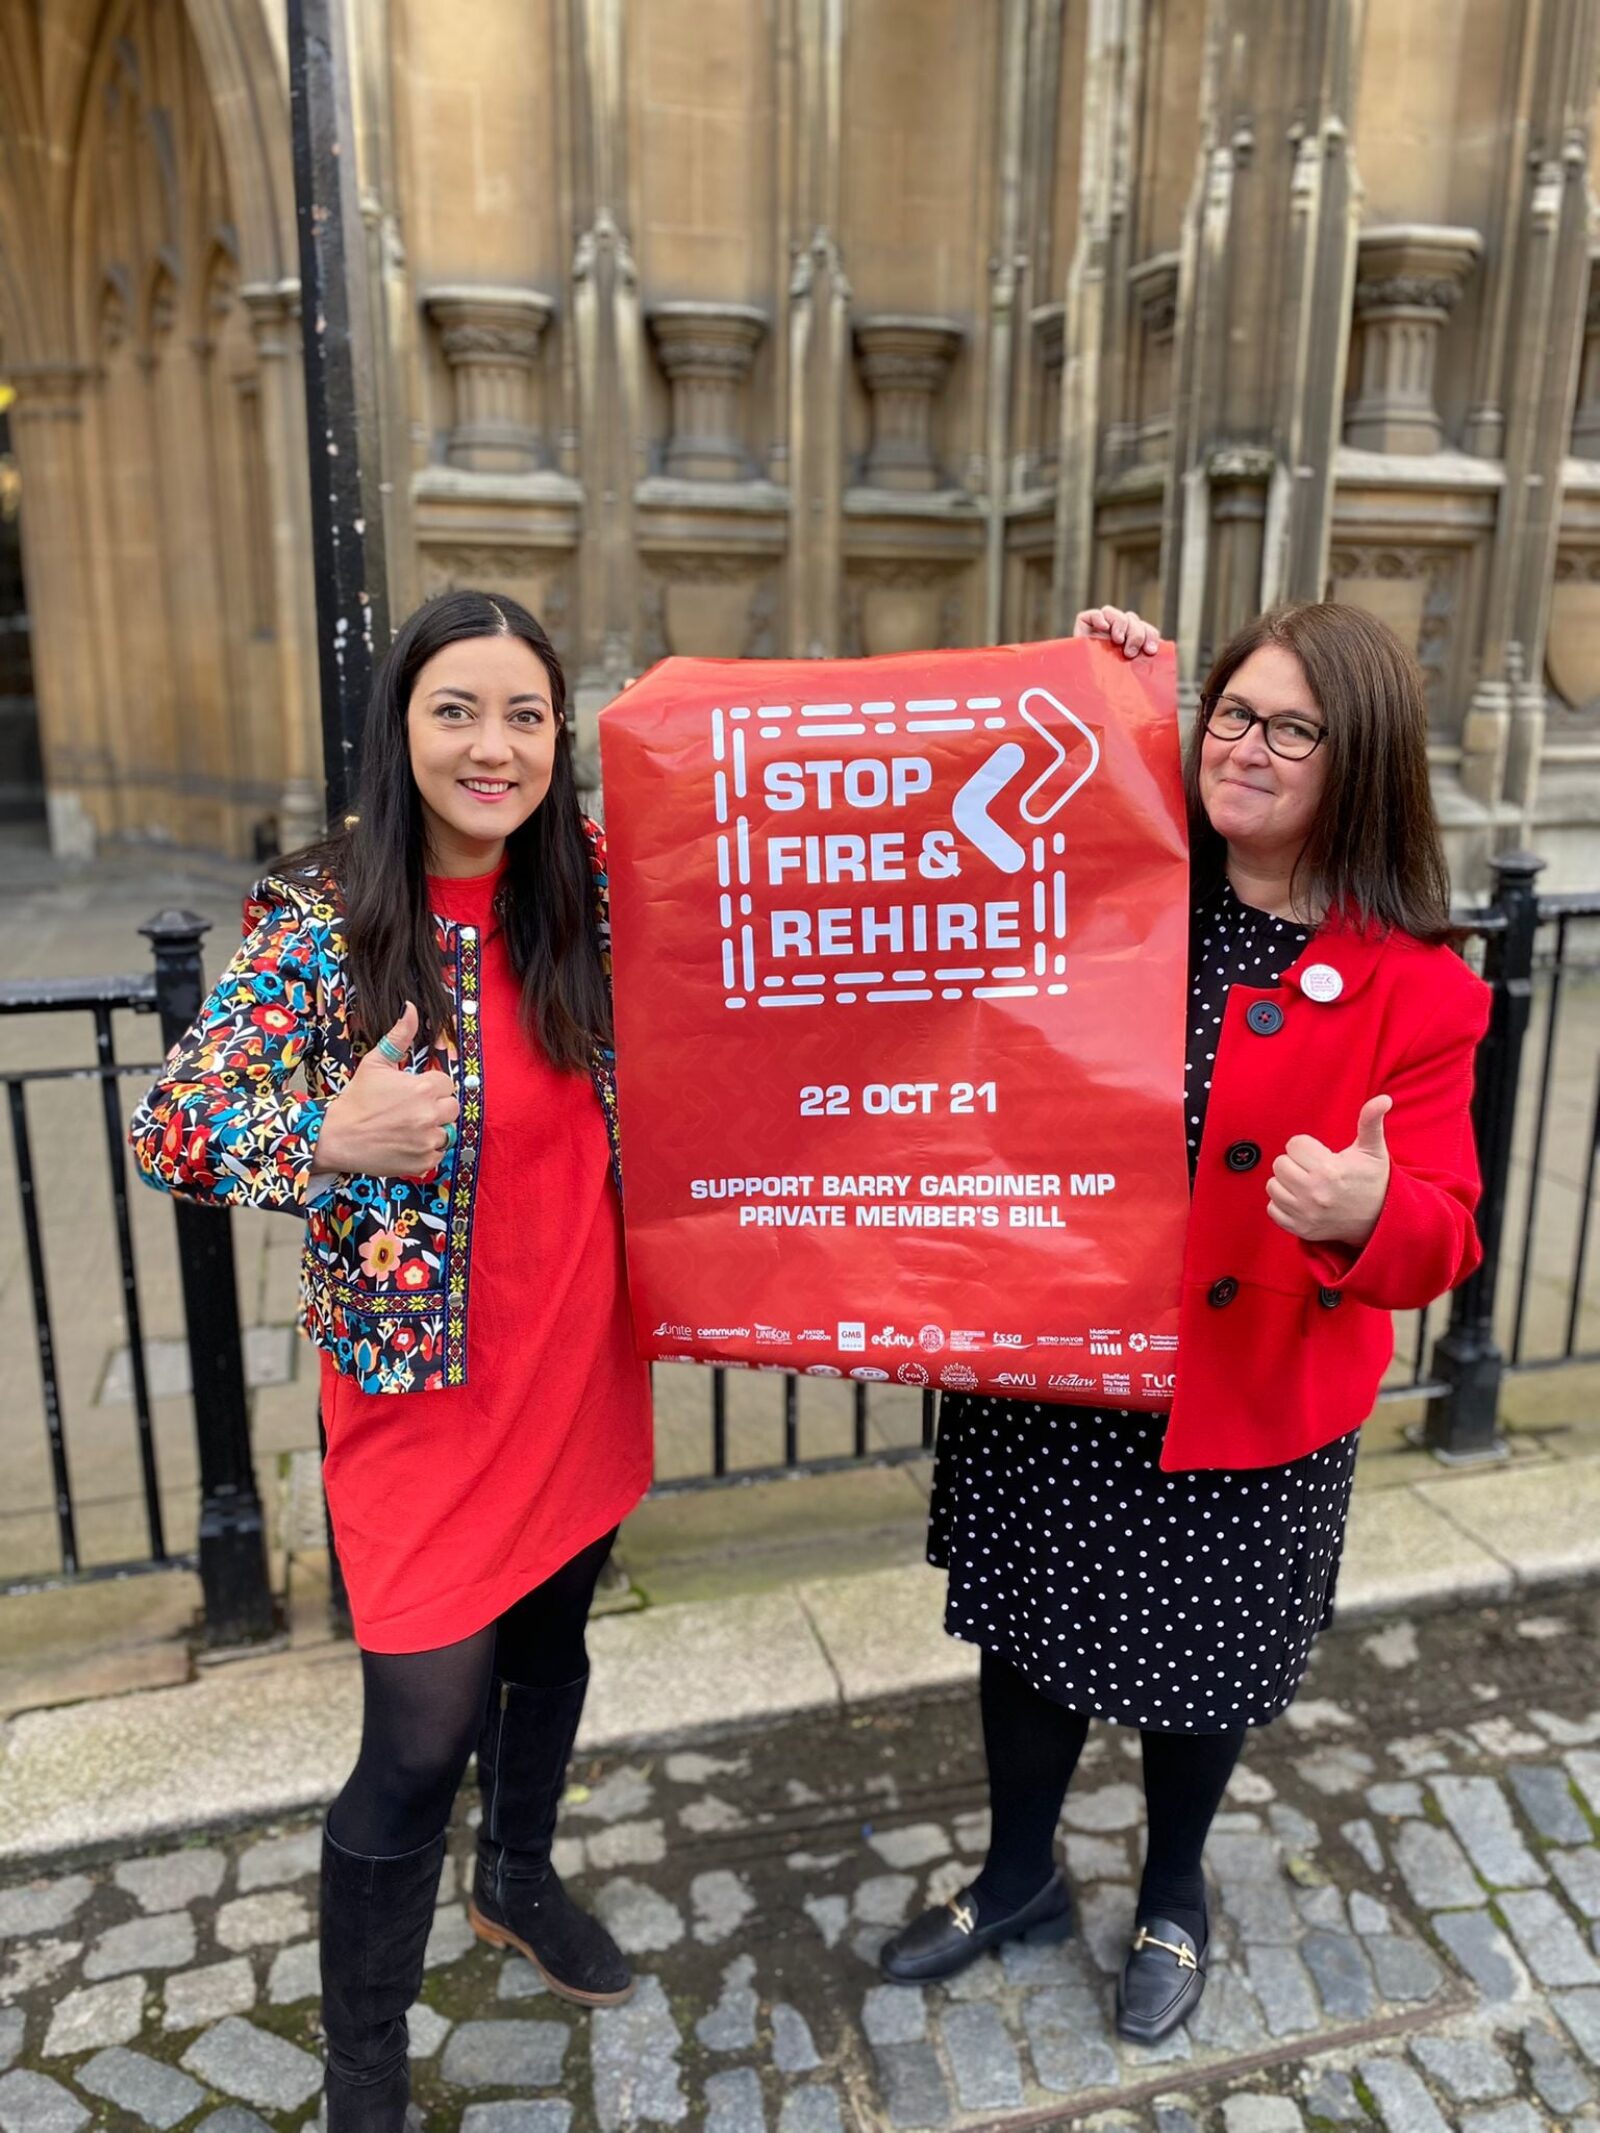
left=599, top=638, right=1190, bottom=1409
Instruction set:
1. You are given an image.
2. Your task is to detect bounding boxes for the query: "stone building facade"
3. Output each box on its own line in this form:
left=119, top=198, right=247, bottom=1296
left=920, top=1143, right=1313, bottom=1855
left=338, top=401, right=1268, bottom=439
left=2, top=0, right=1599, bottom=885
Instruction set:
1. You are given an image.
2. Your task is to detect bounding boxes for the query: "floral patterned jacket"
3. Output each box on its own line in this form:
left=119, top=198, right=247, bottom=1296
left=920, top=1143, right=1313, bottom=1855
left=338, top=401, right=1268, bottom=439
left=130, top=820, right=620, bottom=1396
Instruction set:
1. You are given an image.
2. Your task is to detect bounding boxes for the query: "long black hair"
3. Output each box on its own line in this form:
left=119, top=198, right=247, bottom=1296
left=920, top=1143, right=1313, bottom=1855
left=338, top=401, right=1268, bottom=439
left=298, top=590, right=610, bottom=1071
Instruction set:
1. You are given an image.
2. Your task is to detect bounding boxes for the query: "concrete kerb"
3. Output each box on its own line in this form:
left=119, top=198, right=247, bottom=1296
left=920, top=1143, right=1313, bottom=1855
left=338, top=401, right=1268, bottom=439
left=1413, top=1447, right=1600, bottom=1593
left=1331, top=1484, right=1516, bottom=1619
left=1, top=1449, right=1598, bottom=1875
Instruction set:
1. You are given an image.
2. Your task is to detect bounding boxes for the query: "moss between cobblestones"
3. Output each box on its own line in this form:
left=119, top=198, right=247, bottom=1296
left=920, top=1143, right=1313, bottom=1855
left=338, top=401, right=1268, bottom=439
left=419, top=1941, right=536, bottom=2021
left=57, top=2103, right=210, bottom=2133
left=14, top=2032, right=252, bottom=2133
left=232, top=1995, right=322, bottom=2054
left=1411, top=1900, right=1477, bottom=1966
left=1348, top=2066, right=1382, bottom=2119
left=1502, top=2024, right=1538, bottom=2099
left=413, top=1967, right=452, bottom=2014
left=450, top=2018, right=596, bottom=2133
left=406, top=2087, right=468, bottom=2133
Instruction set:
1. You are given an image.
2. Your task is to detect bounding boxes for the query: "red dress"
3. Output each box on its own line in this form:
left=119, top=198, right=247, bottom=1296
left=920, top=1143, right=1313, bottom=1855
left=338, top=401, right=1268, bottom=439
left=319, top=864, right=653, bottom=1652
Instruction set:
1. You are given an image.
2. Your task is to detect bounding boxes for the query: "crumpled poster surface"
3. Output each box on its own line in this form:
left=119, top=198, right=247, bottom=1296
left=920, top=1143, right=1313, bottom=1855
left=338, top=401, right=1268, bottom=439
left=599, top=638, right=1190, bottom=1408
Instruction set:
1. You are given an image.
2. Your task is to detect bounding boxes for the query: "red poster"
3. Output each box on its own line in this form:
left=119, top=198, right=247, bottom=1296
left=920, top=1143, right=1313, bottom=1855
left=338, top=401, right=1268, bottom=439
left=599, top=639, right=1190, bottom=1408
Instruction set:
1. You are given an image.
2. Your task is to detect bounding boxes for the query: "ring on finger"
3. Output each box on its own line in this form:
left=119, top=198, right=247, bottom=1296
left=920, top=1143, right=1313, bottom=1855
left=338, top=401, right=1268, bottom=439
left=441, top=1121, right=458, bottom=1153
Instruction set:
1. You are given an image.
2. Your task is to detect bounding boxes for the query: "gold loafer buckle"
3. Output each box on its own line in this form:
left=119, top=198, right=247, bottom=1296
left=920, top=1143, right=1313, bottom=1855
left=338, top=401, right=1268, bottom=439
left=1132, top=1925, right=1197, bottom=1971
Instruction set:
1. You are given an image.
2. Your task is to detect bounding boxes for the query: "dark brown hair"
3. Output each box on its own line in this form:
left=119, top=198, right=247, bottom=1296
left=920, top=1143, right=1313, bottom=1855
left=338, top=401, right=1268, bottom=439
left=295, top=590, right=611, bottom=1071
left=1185, top=601, right=1452, bottom=942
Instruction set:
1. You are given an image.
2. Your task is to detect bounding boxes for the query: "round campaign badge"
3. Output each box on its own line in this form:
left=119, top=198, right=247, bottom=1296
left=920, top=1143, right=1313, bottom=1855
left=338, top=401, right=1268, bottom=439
left=1299, top=962, right=1344, bottom=1003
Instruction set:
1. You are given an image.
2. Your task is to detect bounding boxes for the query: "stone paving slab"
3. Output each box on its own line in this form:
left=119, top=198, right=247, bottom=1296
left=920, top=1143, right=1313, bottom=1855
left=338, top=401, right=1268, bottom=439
left=580, top=1587, right=841, bottom=1747
left=2, top=1589, right=1600, bottom=2131
left=795, top=1565, right=978, bottom=1704
left=0, top=1656, right=362, bottom=1862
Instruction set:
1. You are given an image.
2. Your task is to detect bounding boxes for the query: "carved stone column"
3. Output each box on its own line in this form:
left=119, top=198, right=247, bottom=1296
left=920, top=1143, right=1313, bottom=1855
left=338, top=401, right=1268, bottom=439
left=647, top=302, right=766, bottom=479
left=242, top=278, right=324, bottom=850
left=1571, top=247, right=1600, bottom=456
left=1129, top=252, right=1180, bottom=466
left=423, top=286, right=556, bottom=472
left=854, top=315, right=963, bottom=491
left=1344, top=226, right=1482, bottom=454
left=7, top=364, right=108, bottom=856
left=1030, top=301, right=1064, bottom=482
left=1056, top=3, right=1143, bottom=632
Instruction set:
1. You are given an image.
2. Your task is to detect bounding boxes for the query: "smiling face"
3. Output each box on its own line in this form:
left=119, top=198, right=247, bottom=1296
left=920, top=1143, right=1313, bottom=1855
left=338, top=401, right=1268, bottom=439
left=406, top=630, right=559, bottom=876
left=1197, top=641, right=1330, bottom=874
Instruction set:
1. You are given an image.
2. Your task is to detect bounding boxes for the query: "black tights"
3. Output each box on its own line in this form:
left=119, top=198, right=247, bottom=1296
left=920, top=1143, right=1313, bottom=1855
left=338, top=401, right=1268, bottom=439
left=973, top=1649, right=1245, bottom=1946
left=327, top=1528, right=617, bottom=1859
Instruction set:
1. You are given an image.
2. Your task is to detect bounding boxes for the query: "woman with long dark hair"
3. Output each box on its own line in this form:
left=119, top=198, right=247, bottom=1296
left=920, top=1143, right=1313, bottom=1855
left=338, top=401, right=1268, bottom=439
left=880, top=600, right=1489, bottom=2047
left=133, top=591, right=652, bottom=2130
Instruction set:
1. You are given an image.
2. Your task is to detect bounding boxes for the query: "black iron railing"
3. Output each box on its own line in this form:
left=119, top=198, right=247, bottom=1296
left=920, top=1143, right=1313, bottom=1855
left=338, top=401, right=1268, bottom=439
left=649, top=1374, right=939, bottom=1497
left=1506, top=889, right=1600, bottom=1372
left=0, top=912, right=275, bottom=1642
left=1, top=971, right=163, bottom=1579
left=1377, top=857, right=1600, bottom=1450
left=4, top=856, right=1597, bottom=1640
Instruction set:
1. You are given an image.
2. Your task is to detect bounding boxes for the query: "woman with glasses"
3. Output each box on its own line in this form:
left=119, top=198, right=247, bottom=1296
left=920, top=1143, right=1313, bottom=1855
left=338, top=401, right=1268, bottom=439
left=881, top=600, right=1489, bottom=2048
left=133, top=591, right=652, bottom=2131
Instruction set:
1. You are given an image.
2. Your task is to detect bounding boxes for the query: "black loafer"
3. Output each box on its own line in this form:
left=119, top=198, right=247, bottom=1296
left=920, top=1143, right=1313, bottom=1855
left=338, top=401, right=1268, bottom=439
left=1115, top=1914, right=1207, bottom=2043
left=879, top=1877, right=1073, bottom=1984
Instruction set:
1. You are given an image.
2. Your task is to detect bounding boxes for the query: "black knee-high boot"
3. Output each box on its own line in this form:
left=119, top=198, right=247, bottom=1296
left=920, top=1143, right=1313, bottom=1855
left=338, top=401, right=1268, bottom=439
left=319, top=1824, right=445, bottom=2132
left=467, top=1670, right=633, bottom=2005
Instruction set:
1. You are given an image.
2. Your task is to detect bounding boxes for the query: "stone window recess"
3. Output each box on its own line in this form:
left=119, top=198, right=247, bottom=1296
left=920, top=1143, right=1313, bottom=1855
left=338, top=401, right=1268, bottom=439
left=418, top=549, right=572, bottom=660
left=841, top=563, right=964, bottom=658
left=1030, top=302, right=1064, bottom=483
left=1129, top=251, right=1181, bottom=466
left=1328, top=543, right=1461, bottom=728
left=638, top=558, right=779, bottom=662
left=647, top=303, right=767, bottom=480
left=423, top=287, right=556, bottom=473
left=1545, top=549, right=1600, bottom=720
left=1570, top=246, right=1600, bottom=458
left=853, top=316, right=964, bottom=492
left=1344, top=226, right=1482, bottom=455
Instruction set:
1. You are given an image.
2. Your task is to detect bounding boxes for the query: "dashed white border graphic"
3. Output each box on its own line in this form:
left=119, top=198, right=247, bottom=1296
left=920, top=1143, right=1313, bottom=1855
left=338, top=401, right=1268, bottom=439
left=710, top=690, right=1097, bottom=1012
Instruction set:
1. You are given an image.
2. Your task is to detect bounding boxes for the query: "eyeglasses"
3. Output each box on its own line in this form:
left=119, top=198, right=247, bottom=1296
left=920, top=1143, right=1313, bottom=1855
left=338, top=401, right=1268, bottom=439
left=1202, top=695, right=1328, bottom=762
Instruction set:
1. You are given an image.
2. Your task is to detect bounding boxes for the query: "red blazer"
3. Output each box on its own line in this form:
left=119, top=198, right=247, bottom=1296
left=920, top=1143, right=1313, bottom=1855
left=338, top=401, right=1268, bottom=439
left=1162, top=915, right=1491, bottom=1473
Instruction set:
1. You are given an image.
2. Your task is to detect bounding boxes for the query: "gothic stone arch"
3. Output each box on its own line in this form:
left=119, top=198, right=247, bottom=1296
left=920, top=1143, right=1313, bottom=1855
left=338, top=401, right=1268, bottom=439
left=0, top=0, right=313, bottom=854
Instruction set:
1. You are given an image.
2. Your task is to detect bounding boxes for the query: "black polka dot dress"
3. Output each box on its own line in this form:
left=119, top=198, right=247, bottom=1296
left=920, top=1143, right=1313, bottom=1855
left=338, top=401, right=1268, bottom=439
left=928, top=880, right=1360, bottom=1732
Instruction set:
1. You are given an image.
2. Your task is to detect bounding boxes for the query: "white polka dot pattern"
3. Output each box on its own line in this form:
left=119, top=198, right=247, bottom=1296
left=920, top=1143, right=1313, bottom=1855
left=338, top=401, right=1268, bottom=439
left=927, top=880, right=1360, bottom=1732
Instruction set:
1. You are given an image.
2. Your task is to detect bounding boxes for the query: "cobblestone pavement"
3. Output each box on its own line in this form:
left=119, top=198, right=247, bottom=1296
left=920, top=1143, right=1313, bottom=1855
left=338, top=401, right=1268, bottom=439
left=2, top=1588, right=1599, bottom=2132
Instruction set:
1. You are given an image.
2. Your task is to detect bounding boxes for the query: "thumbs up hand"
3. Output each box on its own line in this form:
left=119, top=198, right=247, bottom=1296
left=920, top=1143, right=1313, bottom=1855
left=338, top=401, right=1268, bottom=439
left=1265, top=1095, right=1392, bottom=1248
left=310, top=1003, right=461, bottom=1181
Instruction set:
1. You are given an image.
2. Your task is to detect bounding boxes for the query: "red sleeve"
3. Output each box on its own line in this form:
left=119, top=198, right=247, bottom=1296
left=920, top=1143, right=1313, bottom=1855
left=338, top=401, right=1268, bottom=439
left=1299, top=959, right=1492, bottom=1310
